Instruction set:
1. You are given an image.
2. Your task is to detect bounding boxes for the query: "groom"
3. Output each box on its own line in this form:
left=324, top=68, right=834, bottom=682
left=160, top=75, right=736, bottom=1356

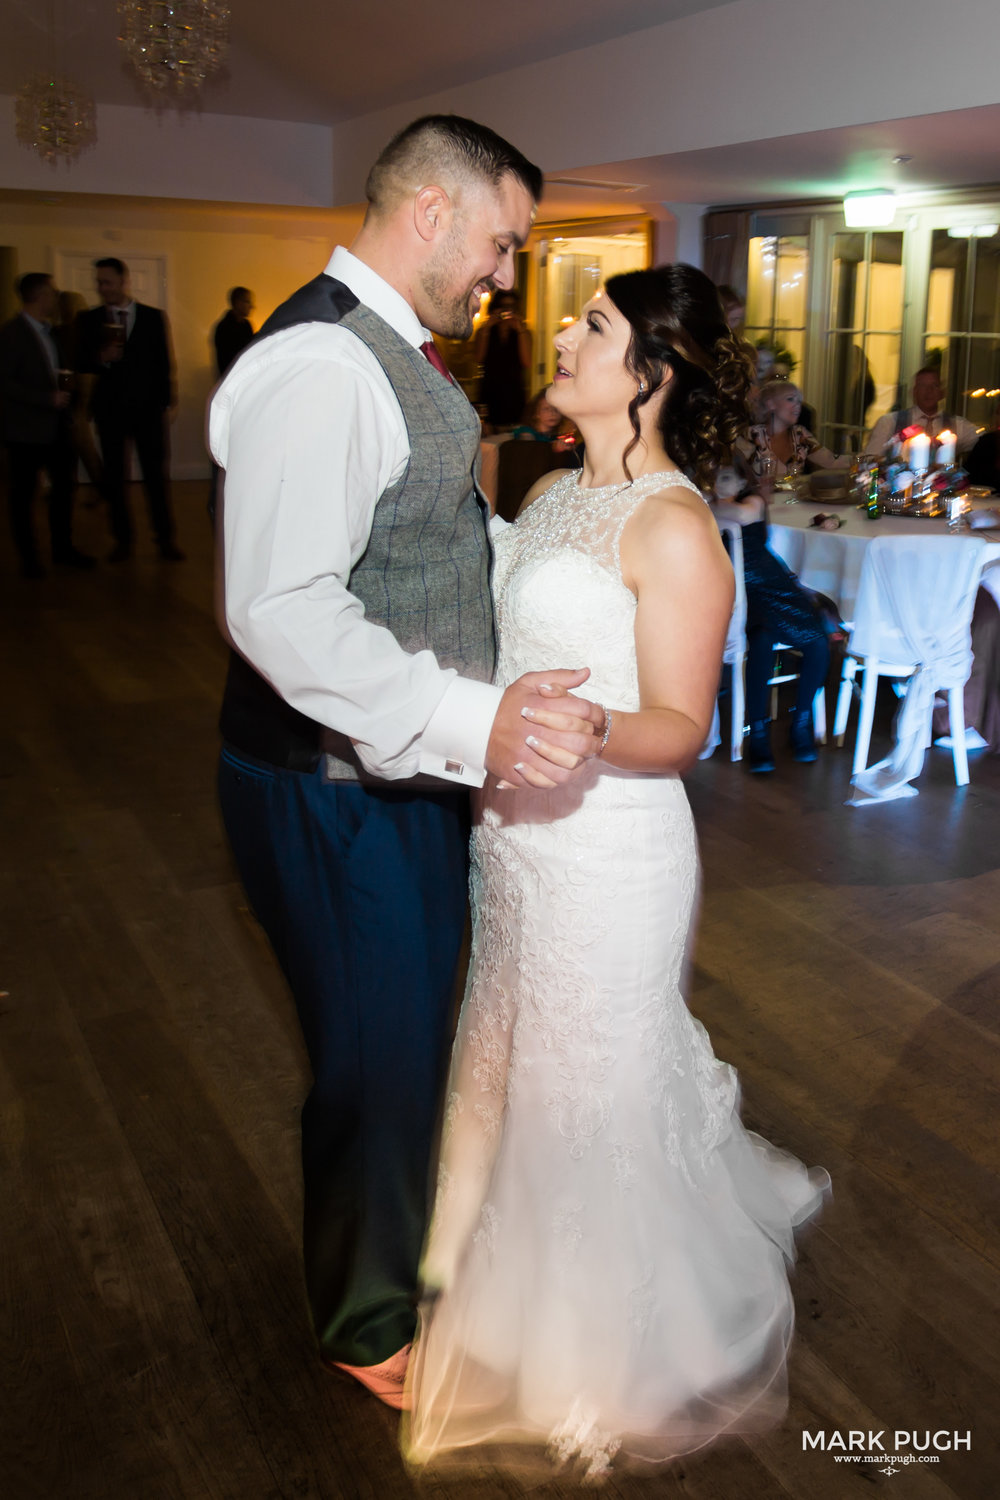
left=210, top=115, right=603, bottom=1404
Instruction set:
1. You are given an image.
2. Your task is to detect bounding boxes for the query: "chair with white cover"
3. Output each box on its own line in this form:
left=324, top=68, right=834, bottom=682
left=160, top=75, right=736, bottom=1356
left=833, top=535, right=987, bottom=803
left=701, top=520, right=747, bottom=761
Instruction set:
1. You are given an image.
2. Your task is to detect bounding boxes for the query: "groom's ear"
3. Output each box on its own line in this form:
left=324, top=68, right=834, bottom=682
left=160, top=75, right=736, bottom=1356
left=413, top=185, right=452, bottom=245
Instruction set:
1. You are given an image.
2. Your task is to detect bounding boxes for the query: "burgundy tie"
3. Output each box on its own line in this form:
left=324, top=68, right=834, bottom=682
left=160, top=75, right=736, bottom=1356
left=420, top=339, right=453, bottom=384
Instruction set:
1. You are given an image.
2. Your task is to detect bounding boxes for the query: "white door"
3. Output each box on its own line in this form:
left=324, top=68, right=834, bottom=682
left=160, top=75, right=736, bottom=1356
left=55, top=252, right=168, bottom=310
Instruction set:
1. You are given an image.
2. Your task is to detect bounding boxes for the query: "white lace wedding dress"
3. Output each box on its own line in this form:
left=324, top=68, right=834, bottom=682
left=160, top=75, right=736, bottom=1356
left=405, top=470, right=828, bottom=1480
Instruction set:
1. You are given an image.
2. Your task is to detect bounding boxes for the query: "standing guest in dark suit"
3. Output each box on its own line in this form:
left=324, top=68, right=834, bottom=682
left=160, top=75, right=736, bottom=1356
left=0, top=272, right=95, bottom=578
left=208, top=288, right=255, bottom=520
left=75, top=257, right=184, bottom=562
left=213, top=286, right=255, bottom=378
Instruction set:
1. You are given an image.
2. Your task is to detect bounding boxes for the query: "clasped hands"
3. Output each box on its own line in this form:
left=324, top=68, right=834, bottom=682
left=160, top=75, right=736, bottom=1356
left=485, top=668, right=605, bottom=790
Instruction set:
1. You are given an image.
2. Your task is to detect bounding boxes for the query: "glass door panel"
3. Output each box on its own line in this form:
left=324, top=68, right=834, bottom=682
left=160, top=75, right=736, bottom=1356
left=971, top=230, right=1000, bottom=334
left=929, top=230, right=968, bottom=334
left=536, top=229, right=648, bottom=385
left=746, top=233, right=809, bottom=381
left=825, top=231, right=904, bottom=450
left=830, top=233, right=867, bottom=330
left=868, top=233, right=904, bottom=328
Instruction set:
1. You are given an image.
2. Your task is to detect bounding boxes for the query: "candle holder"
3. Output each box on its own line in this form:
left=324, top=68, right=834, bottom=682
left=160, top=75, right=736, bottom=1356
left=910, top=471, right=937, bottom=515
left=934, top=430, right=958, bottom=470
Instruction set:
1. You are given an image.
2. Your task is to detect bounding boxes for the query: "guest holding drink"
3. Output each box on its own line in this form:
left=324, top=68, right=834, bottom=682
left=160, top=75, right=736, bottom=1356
left=75, top=257, right=184, bottom=562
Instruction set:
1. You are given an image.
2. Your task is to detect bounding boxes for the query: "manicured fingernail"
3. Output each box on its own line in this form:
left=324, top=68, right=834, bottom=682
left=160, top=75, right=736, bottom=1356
left=521, top=706, right=536, bottom=720
left=513, top=762, right=527, bottom=772
left=525, top=735, right=540, bottom=748
left=538, top=683, right=555, bottom=693
left=496, top=780, right=513, bottom=790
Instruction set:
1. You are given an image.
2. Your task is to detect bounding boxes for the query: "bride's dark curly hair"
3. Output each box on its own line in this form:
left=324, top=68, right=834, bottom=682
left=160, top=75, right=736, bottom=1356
left=604, top=264, right=756, bottom=492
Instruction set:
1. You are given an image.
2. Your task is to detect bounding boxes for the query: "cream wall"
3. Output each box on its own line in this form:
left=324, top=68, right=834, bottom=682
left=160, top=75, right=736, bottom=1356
left=0, top=97, right=333, bottom=207
left=1, top=195, right=364, bottom=478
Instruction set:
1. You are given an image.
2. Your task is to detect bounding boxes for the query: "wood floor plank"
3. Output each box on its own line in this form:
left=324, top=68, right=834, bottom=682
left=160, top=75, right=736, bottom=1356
left=0, top=957, right=281, bottom=1500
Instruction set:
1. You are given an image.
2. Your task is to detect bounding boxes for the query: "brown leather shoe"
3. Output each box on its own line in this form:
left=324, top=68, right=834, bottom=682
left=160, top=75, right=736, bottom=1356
left=321, top=1343, right=411, bottom=1409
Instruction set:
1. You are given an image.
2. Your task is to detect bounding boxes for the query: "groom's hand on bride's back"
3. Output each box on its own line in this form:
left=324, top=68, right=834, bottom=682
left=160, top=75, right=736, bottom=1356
left=486, top=668, right=605, bottom=789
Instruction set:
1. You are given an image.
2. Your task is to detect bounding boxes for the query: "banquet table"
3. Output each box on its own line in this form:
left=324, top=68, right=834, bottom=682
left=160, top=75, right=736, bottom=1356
left=767, top=499, right=1000, bottom=621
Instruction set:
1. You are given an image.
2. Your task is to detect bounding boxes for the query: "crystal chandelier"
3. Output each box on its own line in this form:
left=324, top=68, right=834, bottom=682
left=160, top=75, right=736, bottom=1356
left=118, top=0, right=231, bottom=102
left=15, top=74, right=97, bottom=165
left=14, top=0, right=97, bottom=166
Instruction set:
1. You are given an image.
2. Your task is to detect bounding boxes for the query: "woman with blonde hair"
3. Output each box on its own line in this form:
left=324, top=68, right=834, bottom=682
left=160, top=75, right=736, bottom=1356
left=743, top=377, right=846, bottom=479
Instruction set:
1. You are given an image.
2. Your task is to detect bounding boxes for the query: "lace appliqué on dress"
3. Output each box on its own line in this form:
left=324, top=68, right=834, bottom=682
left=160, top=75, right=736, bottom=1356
left=548, top=1398, right=623, bottom=1483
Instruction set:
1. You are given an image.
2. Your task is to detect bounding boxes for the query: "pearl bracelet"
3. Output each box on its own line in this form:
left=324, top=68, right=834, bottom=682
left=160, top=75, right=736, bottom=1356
left=596, top=704, right=613, bottom=757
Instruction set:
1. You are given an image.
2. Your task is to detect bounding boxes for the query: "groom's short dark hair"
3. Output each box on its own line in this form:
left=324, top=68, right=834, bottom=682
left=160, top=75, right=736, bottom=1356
left=365, top=115, right=543, bottom=215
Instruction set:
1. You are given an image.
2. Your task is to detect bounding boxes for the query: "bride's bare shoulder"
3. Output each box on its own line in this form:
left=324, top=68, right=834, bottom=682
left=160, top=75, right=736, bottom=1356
left=624, top=479, right=723, bottom=572
left=515, top=468, right=573, bottom=518
left=633, top=476, right=713, bottom=532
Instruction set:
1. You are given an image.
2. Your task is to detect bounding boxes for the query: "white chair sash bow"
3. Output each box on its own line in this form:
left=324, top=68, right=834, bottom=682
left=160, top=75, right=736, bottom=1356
left=847, top=536, right=986, bottom=805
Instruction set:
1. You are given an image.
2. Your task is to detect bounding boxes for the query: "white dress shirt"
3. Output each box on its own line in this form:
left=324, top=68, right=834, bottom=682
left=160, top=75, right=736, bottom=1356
left=866, top=405, right=980, bottom=458
left=210, top=246, right=502, bottom=787
left=22, top=312, right=59, bottom=378
left=23, top=311, right=60, bottom=375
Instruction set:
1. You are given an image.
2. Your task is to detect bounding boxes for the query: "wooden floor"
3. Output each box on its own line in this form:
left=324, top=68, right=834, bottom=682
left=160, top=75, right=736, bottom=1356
left=2, top=483, right=998, bottom=1500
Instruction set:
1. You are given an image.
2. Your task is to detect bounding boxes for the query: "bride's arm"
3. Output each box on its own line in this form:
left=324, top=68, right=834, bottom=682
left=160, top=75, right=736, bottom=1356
left=603, top=492, right=733, bottom=775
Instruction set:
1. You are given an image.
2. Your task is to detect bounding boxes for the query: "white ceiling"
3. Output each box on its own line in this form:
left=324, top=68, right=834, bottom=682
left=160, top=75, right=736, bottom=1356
left=546, top=104, right=1000, bottom=212
left=4, top=0, right=999, bottom=213
left=3, top=0, right=730, bottom=125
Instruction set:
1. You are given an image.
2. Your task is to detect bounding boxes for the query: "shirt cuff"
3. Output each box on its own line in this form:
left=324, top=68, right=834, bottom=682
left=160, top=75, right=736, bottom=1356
left=418, top=676, right=503, bottom=787
left=489, top=513, right=510, bottom=538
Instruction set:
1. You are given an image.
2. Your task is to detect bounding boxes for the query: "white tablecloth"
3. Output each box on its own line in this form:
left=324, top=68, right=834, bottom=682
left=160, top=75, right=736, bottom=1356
left=768, top=501, right=1000, bottom=621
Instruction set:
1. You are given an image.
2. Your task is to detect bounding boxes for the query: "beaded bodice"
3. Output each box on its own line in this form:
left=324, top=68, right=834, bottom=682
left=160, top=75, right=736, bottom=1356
left=492, top=468, right=705, bottom=709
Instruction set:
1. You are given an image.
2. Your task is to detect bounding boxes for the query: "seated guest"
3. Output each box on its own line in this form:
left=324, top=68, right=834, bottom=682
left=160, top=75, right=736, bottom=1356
left=741, top=378, right=846, bottom=479
left=865, top=367, right=979, bottom=458
left=965, top=403, right=1000, bottom=490
left=711, top=460, right=831, bottom=772
left=510, top=388, right=576, bottom=449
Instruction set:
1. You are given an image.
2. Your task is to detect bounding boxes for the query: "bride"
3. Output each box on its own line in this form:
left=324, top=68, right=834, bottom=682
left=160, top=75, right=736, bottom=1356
left=404, top=265, right=829, bottom=1480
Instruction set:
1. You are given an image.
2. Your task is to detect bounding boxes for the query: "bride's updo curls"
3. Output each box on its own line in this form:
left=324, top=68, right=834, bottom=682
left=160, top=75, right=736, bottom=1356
left=604, top=264, right=756, bottom=491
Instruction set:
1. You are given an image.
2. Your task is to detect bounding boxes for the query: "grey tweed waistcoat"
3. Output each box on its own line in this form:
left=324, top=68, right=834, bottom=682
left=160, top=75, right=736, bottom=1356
left=219, top=274, right=496, bottom=781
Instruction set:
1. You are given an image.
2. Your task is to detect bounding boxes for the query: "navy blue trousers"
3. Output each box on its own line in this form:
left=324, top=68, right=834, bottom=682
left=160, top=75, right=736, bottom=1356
left=218, top=746, right=470, bottom=1365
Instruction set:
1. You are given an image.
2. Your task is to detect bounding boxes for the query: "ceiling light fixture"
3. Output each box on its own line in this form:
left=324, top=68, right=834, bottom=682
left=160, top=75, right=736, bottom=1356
left=947, top=224, right=999, bottom=239
left=118, top=0, right=230, bottom=104
left=843, top=189, right=896, bottom=228
left=14, top=0, right=97, bottom=165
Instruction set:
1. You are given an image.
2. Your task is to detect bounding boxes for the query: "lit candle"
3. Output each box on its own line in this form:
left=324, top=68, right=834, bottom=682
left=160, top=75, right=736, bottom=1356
left=936, top=429, right=957, bottom=467
left=909, top=432, right=931, bottom=473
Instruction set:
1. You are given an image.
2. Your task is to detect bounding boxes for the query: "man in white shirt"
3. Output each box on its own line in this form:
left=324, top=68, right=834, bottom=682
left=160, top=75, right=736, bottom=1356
left=211, top=115, right=604, bottom=1405
left=866, top=367, right=979, bottom=458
